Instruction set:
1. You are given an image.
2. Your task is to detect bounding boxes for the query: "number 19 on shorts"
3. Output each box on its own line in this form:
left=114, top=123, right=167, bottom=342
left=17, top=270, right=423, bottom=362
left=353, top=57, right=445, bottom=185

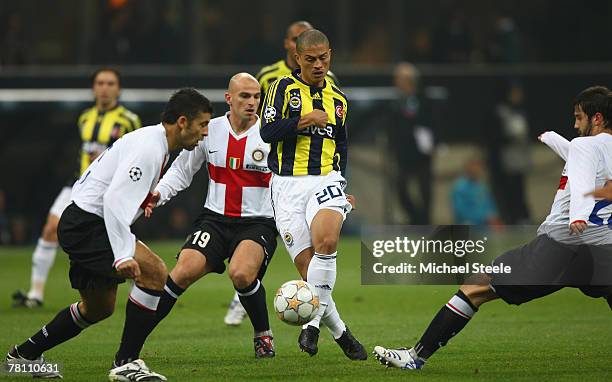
left=192, top=230, right=210, bottom=248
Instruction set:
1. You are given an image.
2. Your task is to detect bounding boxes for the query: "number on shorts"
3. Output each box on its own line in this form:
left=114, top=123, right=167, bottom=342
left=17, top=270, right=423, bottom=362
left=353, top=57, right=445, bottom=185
left=589, top=199, right=612, bottom=226
left=316, top=185, right=343, bottom=204
left=191, top=230, right=211, bottom=248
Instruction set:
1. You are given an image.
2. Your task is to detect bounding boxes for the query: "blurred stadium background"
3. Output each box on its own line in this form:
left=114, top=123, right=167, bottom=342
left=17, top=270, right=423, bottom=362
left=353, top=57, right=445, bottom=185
left=1, top=0, right=612, bottom=244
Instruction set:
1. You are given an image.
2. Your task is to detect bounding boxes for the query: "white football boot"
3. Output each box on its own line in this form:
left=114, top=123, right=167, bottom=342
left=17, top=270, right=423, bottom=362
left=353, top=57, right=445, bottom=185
left=373, top=346, right=425, bottom=370
left=108, top=359, right=167, bottom=381
left=223, top=293, right=247, bottom=326
left=6, top=345, right=63, bottom=379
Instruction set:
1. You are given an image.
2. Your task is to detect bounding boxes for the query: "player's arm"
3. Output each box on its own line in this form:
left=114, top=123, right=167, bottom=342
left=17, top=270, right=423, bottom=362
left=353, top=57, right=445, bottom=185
left=260, top=79, right=299, bottom=142
left=567, top=138, right=599, bottom=233
left=260, top=79, right=327, bottom=142
left=102, top=147, right=161, bottom=270
left=335, top=104, right=348, bottom=177
left=155, top=140, right=207, bottom=207
left=539, top=131, right=570, bottom=161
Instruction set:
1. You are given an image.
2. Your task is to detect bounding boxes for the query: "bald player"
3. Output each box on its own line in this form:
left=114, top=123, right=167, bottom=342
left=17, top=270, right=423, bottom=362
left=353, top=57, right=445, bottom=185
left=224, top=20, right=338, bottom=326
left=141, top=73, right=278, bottom=358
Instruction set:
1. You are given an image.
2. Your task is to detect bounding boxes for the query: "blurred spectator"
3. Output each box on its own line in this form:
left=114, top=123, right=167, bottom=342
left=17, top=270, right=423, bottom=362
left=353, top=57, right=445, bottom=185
left=487, top=15, right=522, bottom=63
left=488, top=83, right=531, bottom=224
left=352, top=23, right=391, bottom=64
left=1, top=12, right=29, bottom=65
left=0, top=190, right=10, bottom=244
left=10, top=215, right=28, bottom=245
left=451, top=157, right=500, bottom=225
left=432, top=7, right=473, bottom=63
left=168, top=207, right=190, bottom=238
left=386, top=63, right=435, bottom=224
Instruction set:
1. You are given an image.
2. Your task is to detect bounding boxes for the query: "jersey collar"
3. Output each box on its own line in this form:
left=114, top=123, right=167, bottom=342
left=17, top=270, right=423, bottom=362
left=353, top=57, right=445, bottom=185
left=96, top=103, right=121, bottom=114
left=291, top=69, right=327, bottom=91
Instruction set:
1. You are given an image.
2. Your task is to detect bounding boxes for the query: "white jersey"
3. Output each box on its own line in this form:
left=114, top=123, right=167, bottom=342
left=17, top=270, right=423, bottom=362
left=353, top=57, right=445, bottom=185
left=72, top=124, right=169, bottom=267
left=156, top=113, right=273, bottom=218
left=538, top=132, right=612, bottom=244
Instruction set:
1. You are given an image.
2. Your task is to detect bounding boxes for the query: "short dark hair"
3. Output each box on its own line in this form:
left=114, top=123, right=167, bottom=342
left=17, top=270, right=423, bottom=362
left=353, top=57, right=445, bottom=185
left=91, top=67, right=121, bottom=86
left=574, top=86, right=612, bottom=128
left=162, top=88, right=213, bottom=124
left=296, top=29, right=329, bottom=54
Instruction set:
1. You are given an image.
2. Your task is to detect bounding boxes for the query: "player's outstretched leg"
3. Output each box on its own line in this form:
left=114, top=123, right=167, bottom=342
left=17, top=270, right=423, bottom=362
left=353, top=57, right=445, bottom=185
left=373, top=274, right=497, bottom=370
left=223, top=291, right=247, bottom=326
left=229, top=240, right=275, bottom=358
left=110, top=242, right=167, bottom=382
left=298, top=209, right=367, bottom=360
left=7, top=285, right=117, bottom=379
left=13, top=214, right=61, bottom=308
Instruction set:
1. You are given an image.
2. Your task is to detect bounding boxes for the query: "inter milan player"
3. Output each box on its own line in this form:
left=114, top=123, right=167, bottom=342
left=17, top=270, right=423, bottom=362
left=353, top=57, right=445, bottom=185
left=7, top=88, right=211, bottom=381
left=374, top=86, right=612, bottom=370
left=13, top=68, right=141, bottom=308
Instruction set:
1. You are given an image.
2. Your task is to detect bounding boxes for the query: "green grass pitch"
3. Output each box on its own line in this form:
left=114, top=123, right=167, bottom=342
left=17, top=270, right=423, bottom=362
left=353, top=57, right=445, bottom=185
left=1, top=237, right=611, bottom=381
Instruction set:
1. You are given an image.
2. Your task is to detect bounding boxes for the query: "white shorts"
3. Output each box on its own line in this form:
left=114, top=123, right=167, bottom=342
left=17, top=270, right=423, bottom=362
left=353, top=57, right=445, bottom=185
left=271, top=171, right=352, bottom=261
left=49, top=187, right=73, bottom=218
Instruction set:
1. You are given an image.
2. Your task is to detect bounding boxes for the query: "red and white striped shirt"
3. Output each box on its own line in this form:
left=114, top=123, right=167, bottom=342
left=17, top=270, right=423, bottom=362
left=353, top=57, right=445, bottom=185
left=156, top=114, right=273, bottom=218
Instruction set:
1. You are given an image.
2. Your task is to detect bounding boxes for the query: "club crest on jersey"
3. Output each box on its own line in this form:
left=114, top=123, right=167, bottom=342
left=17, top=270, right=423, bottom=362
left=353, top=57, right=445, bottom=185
left=252, top=148, right=265, bottom=162
left=129, top=167, right=142, bottom=181
left=283, top=231, right=294, bottom=247
left=264, top=106, right=276, bottom=122
left=289, top=95, right=301, bottom=109
left=335, top=105, right=344, bottom=119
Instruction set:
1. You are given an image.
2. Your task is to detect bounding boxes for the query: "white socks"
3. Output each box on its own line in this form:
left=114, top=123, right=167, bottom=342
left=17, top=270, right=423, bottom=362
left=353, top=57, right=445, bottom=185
left=28, top=238, right=58, bottom=301
left=304, top=252, right=337, bottom=330
left=322, top=297, right=346, bottom=339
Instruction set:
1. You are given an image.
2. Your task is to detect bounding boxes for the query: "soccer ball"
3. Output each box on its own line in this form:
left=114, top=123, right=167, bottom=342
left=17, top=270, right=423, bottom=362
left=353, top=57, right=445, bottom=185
left=274, top=280, right=320, bottom=326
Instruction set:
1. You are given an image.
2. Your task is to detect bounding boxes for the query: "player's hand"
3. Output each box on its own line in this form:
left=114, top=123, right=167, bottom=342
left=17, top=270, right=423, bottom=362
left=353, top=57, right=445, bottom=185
left=586, top=180, right=612, bottom=200
left=144, top=191, right=161, bottom=218
left=346, top=194, right=356, bottom=210
left=569, top=221, right=587, bottom=235
left=537, top=132, right=547, bottom=142
left=116, top=259, right=141, bottom=279
left=298, top=110, right=328, bottom=130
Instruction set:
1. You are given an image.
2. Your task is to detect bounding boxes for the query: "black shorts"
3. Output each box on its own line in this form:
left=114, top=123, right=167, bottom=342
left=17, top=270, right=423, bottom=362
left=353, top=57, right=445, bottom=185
left=180, top=209, right=278, bottom=275
left=57, top=202, right=126, bottom=290
left=490, top=234, right=612, bottom=305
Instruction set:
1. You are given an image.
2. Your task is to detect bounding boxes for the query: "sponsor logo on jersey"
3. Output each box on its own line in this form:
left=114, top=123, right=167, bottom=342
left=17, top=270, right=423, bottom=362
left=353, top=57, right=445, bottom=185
left=312, top=93, right=322, bottom=100
left=129, top=167, right=142, bottom=181
left=252, top=148, right=265, bottom=162
left=289, top=95, right=301, bottom=109
left=245, top=164, right=269, bottom=172
left=228, top=157, right=241, bottom=170
left=300, top=124, right=335, bottom=139
left=283, top=231, right=294, bottom=247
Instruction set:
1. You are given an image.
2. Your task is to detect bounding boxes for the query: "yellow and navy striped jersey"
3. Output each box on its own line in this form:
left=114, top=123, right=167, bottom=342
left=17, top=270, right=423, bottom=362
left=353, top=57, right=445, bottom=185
left=256, top=59, right=339, bottom=99
left=260, top=70, right=348, bottom=177
left=77, top=104, right=141, bottom=175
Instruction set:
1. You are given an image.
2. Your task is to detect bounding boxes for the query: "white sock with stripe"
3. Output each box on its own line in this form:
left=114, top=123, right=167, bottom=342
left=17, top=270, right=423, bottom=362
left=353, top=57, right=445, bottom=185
left=303, top=252, right=337, bottom=330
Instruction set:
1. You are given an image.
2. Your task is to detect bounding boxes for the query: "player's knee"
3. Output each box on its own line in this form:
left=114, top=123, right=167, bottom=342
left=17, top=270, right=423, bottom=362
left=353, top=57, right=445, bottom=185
left=460, top=274, right=497, bottom=308
left=229, top=267, right=256, bottom=290
left=148, top=257, right=168, bottom=289
left=314, top=234, right=338, bottom=254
